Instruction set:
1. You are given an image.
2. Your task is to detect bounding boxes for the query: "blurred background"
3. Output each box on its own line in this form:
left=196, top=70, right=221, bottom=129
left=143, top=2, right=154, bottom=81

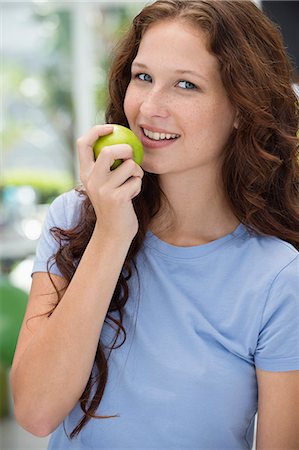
left=1, top=2, right=148, bottom=448
left=0, top=1, right=298, bottom=449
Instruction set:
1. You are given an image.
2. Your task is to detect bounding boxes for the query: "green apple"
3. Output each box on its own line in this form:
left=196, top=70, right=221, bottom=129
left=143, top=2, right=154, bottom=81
left=93, top=124, right=144, bottom=170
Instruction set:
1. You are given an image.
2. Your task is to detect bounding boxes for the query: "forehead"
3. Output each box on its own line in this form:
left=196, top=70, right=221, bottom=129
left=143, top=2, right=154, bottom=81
left=135, top=19, right=219, bottom=74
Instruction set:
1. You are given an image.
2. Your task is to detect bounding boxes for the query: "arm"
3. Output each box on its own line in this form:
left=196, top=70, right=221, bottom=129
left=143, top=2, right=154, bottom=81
left=10, top=229, right=132, bottom=437
left=10, top=125, right=144, bottom=437
left=256, top=368, right=299, bottom=449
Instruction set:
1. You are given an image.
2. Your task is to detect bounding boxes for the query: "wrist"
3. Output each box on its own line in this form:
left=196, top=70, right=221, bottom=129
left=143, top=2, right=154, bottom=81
left=92, top=223, right=134, bottom=249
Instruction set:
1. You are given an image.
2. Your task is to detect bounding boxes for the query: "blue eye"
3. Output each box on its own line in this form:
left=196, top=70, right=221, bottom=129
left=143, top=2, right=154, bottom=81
left=136, top=73, right=152, bottom=82
left=177, top=80, right=197, bottom=90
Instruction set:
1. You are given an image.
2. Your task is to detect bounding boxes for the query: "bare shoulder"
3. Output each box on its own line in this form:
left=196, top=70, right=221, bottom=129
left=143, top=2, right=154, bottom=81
left=256, top=368, right=299, bottom=448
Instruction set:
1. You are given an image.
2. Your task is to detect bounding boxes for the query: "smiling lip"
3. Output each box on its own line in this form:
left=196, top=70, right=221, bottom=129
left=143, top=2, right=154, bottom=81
left=139, top=124, right=180, bottom=135
left=140, top=127, right=180, bottom=149
left=139, top=124, right=181, bottom=149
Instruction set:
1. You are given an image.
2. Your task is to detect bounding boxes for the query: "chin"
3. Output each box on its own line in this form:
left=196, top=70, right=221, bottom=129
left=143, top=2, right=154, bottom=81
left=141, top=156, right=170, bottom=175
left=142, top=164, right=167, bottom=176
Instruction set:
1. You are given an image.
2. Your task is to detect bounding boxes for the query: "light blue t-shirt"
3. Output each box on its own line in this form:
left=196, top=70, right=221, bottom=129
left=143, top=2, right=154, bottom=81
left=32, top=189, right=299, bottom=450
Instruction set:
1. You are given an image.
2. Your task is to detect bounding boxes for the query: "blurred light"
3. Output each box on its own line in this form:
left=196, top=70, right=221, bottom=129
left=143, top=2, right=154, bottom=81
left=20, top=77, right=44, bottom=99
left=27, top=128, right=54, bottom=148
left=21, top=219, right=42, bottom=241
left=16, top=186, right=37, bottom=206
left=37, top=15, right=60, bottom=39
left=9, top=257, right=34, bottom=294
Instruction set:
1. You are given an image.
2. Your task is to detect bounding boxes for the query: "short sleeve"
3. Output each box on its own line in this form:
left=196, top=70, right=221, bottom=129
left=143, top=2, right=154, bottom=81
left=31, top=193, right=68, bottom=277
left=31, top=189, right=84, bottom=278
left=254, top=255, right=299, bottom=371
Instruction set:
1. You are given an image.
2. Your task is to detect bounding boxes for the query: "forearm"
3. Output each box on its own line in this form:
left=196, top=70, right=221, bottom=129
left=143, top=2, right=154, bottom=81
left=11, top=227, right=131, bottom=436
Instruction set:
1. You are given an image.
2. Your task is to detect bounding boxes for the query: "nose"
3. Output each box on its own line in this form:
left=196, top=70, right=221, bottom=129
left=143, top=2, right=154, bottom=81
left=139, top=88, right=170, bottom=119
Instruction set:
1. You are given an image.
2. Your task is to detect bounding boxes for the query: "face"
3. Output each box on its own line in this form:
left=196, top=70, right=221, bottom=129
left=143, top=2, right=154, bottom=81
left=124, top=19, right=238, bottom=175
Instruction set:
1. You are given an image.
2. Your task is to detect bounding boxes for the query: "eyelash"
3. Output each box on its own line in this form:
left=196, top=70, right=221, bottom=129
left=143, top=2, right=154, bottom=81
left=134, top=73, right=198, bottom=91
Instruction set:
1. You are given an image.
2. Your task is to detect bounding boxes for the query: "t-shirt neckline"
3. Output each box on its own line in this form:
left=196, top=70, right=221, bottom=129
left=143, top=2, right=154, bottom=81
left=145, top=222, right=248, bottom=259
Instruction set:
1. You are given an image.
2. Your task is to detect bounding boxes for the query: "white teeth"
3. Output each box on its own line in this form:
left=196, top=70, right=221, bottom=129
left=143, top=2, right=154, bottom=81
left=143, top=128, right=180, bottom=140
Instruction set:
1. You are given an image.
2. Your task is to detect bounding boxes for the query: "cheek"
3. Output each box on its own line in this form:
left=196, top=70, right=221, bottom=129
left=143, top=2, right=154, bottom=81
left=187, top=102, right=236, bottom=153
left=200, top=100, right=236, bottom=137
left=124, top=86, right=138, bottom=120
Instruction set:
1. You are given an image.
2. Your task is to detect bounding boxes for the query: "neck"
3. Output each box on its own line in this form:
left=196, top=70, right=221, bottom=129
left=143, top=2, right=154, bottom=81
left=149, top=166, right=240, bottom=246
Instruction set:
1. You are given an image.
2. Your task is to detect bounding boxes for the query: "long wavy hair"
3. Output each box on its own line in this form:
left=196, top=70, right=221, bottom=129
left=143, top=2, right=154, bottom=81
left=46, top=0, right=299, bottom=438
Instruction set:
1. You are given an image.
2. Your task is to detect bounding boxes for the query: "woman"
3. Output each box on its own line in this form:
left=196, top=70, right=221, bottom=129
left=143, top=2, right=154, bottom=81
left=11, top=1, right=299, bottom=449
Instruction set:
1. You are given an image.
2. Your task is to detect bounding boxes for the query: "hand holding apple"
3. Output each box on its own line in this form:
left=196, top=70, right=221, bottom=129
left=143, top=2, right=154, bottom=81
left=77, top=124, right=144, bottom=242
left=93, top=124, right=144, bottom=170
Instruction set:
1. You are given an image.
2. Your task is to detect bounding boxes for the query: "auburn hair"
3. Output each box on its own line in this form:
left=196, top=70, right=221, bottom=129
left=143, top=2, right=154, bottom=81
left=45, top=0, right=298, bottom=438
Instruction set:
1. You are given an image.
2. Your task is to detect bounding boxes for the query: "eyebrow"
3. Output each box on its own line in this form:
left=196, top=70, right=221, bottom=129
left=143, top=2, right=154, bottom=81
left=131, top=62, right=209, bottom=83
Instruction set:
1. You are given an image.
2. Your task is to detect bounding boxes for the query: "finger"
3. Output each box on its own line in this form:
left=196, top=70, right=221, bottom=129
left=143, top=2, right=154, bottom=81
left=94, top=144, right=135, bottom=173
left=79, top=124, right=114, bottom=149
left=77, top=124, right=114, bottom=179
left=115, top=175, right=143, bottom=201
left=105, top=158, right=144, bottom=189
